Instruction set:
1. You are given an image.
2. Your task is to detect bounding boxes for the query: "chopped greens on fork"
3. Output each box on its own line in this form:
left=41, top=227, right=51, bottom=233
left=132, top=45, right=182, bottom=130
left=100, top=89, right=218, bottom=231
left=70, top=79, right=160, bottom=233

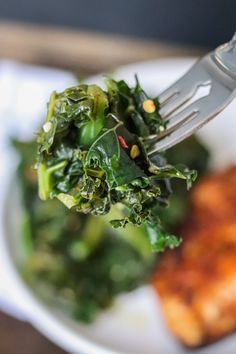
left=37, top=76, right=197, bottom=252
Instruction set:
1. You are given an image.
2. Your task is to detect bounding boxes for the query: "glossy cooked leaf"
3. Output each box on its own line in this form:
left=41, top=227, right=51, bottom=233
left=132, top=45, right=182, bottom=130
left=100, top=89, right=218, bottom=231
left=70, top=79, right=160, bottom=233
left=14, top=139, right=154, bottom=324
left=36, top=77, right=197, bottom=252
left=85, top=125, right=145, bottom=188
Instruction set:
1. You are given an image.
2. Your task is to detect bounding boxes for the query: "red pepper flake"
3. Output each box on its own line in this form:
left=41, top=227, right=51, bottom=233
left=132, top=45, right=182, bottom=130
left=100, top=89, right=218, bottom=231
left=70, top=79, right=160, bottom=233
left=118, top=135, right=129, bottom=149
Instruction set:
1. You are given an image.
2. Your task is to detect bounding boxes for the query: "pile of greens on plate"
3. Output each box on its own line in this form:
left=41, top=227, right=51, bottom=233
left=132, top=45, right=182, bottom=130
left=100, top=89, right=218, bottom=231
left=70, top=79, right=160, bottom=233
left=13, top=77, right=209, bottom=323
left=37, top=77, right=198, bottom=252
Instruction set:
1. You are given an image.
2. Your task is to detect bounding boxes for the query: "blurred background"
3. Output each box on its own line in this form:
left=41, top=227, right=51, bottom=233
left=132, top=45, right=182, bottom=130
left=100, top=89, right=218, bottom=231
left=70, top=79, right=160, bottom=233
left=0, top=1, right=235, bottom=353
left=0, top=0, right=235, bottom=74
left=1, top=0, right=235, bottom=46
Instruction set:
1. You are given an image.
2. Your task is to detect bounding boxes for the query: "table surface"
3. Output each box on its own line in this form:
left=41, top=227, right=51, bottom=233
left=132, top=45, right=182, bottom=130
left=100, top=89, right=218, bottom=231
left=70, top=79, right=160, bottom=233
left=0, top=311, right=67, bottom=354
left=0, top=21, right=204, bottom=75
left=0, top=20, right=203, bottom=354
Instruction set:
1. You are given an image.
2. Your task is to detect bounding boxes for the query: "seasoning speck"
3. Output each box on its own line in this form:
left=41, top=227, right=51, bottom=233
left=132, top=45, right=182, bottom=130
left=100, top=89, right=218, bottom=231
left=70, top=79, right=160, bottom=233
left=148, top=165, right=156, bottom=174
left=43, top=121, right=53, bottom=133
left=130, top=144, right=140, bottom=159
left=143, top=99, right=156, bottom=113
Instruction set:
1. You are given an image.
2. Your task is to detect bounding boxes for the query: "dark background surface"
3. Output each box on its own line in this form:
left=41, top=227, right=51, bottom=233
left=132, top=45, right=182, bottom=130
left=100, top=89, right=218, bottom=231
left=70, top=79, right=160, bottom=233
left=0, top=311, right=67, bottom=354
left=0, top=0, right=235, bottom=47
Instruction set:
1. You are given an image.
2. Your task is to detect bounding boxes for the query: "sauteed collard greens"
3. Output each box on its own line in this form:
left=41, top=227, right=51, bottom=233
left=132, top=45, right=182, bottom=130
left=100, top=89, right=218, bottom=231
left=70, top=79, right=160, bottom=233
left=36, top=77, right=197, bottom=252
left=14, top=135, right=208, bottom=323
left=15, top=140, right=154, bottom=322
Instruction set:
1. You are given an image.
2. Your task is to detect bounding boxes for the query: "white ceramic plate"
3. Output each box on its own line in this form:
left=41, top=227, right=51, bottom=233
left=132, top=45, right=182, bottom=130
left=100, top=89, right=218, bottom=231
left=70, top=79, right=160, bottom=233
left=0, top=58, right=236, bottom=354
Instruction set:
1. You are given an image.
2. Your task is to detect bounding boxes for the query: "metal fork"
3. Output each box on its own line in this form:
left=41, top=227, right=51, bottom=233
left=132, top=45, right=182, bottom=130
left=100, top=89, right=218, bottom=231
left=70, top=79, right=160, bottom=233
left=148, top=32, right=236, bottom=156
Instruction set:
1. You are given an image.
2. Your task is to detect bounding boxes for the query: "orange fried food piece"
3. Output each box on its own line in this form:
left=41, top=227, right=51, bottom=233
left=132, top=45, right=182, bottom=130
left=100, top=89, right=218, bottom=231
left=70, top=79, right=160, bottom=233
left=152, top=166, right=236, bottom=347
left=190, top=165, right=236, bottom=229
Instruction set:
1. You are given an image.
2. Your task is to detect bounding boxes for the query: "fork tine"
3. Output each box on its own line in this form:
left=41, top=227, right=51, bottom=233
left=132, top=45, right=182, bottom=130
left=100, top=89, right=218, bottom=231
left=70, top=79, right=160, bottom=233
left=160, top=80, right=211, bottom=119
left=161, top=102, right=200, bottom=136
left=157, top=68, right=198, bottom=105
left=157, top=110, right=198, bottom=140
left=160, top=85, right=197, bottom=118
left=149, top=83, right=232, bottom=155
left=159, top=60, right=208, bottom=117
left=158, top=62, right=202, bottom=104
left=148, top=34, right=236, bottom=155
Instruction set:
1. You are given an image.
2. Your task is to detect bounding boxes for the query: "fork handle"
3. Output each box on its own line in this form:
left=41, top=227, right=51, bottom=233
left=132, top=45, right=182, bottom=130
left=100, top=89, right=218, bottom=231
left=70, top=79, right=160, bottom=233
left=214, top=32, right=236, bottom=79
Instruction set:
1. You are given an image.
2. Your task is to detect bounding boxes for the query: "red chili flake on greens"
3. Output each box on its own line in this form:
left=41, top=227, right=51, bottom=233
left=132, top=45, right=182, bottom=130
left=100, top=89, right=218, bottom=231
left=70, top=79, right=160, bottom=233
left=118, top=135, right=129, bottom=149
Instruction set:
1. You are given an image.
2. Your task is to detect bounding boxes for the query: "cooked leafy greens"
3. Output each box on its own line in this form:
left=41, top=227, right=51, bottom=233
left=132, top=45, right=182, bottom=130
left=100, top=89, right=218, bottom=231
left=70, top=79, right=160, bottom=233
left=14, top=139, right=155, bottom=323
left=13, top=135, right=209, bottom=323
left=37, top=77, right=197, bottom=252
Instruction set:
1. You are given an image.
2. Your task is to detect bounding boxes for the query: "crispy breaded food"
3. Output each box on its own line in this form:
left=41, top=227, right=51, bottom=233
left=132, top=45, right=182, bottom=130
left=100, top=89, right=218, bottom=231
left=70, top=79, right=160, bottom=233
left=152, top=166, right=236, bottom=347
left=189, top=166, right=236, bottom=231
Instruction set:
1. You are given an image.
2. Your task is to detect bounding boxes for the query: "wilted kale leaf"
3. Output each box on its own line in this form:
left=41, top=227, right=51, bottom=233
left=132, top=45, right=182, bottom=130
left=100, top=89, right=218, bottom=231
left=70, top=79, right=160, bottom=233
left=37, top=77, right=197, bottom=252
